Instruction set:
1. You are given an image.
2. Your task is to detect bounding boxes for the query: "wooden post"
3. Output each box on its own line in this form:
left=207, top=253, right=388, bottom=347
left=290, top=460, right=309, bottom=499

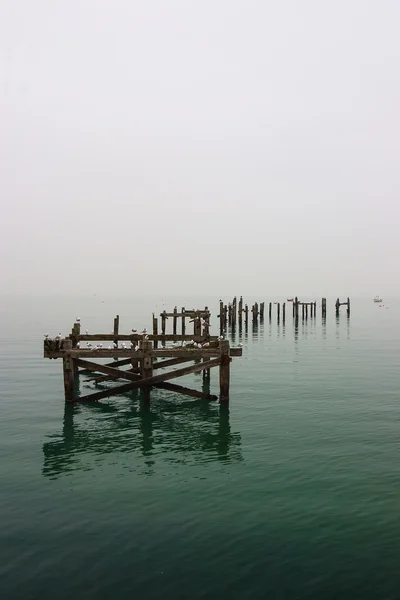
left=219, top=300, right=224, bottom=332
left=219, top=340, right=231, bottom=405
left=203, top=307, right=210, bottom=335
left=113, top=315, right=119, bottom=348
left=244, top=304, right=248, bottom=326
left=302, top=303, right=305, bottom=319
left=228, top=303, right=232, bottom=325
left=295, top=297, right=299, bottom=319
left=173, top=306, right=178, bottom=335
left=347, top=297, right=351, bottom=317
left=161, top=310, right=167, bottom=335
left=71, top=322, right=80, bottom=348
left=194, top=314, right=201, bottom=337
left=269, top=302, right=272, bottom=319
left=277, top=302, right=280, bottom=321
left=335, top=298, right=340, bottom=316
left=152, top=314, right=158, bottom=349
left=62, top=339, right=75, bottom=403
left=260, top=302, right=265, bottom=320
left=181, top=307, right=186, bottom=335
left=238, top=296, right=243, bottom=325
left=140, top=339, right=153, bottom=404
left=282, top=302, right=286, bottom=322
left=232, top=297, right=237, bottom=327
left=305, top=303, right=308, bottom=319
left=322, top=298, right=326, bottom=318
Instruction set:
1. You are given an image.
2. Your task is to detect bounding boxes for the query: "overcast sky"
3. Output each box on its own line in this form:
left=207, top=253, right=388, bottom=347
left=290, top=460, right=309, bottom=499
left=1, top=0, right=399, bottom=297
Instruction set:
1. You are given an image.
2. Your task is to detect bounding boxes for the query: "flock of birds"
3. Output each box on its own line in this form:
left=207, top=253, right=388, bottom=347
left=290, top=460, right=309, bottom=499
left=44, top=316, right=239, bottom=350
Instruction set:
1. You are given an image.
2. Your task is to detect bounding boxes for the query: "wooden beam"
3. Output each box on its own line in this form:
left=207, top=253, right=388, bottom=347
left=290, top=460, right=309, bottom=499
left=156, top=382, right=217, bottom=400
left=78, top=334, right=218, bottom=342
left=75, top=358, right=142, bottom=382
left=153, top=356, right=195, bottom=370
left=78, top=358, right=221, bottom=402
left=45, top=347, right=243, bottom=360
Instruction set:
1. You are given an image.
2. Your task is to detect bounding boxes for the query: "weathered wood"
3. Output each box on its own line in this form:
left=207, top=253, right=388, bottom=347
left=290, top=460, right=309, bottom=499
left=219, top=340, right=231, bottom=405
left=181, top=307, right=186, bottom=335
left=238, top=297, right=243, bottom=324
left=152, top=314, right=158, bottom=349
left=113, top=315, right=119, bottom=348
left=156, top=382, right=217, bottom=400
left=141, top=339, right=153, bottom=403
left=153, top=356, right=195, bottom=370
left=260, top=302, right=265, bottom=319
left=75, top=358, right=142, bottom=383
left=277, top=302, right=280, bottom=321
left=45, top=346, right=243, bottom=360
left=62, top=339, right=75, bottom=403
left=173, top=306, right=178, bottom=335
left=78, top=333, right=218, bottom=342
left=78, top=357, right=221, bottom=402
left=347, top=297, right=351, bottom=316
left=244, top=304, right=249, bottom=325
left=163, top=310, right=209, bottom=318
left=269, top=302, right=272, bottom=319
left=71, top=322, right=80, bottom=348
left=282, top=302, right=286, bottom=322
left=161, top=311, right=167, bottom=336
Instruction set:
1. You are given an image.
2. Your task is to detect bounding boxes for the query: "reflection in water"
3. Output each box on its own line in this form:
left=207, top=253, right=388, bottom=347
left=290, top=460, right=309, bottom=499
left=322, top=316, right=327, bottom=340
left=42, top=394, right=243, bottom=479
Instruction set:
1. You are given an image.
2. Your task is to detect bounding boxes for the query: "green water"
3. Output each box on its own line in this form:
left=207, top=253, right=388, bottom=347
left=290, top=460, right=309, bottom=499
left=1, top=296, right=399, bottom=599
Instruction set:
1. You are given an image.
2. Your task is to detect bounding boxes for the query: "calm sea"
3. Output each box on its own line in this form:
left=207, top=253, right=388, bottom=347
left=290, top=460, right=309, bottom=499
left=0, top=295, right=399, bottom=599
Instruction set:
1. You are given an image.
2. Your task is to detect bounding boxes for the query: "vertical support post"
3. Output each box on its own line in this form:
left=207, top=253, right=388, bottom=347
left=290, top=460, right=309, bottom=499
left=269, top=302, right=272, bottom=319
left=302, top=304, right=305, bottom=319
left=219, top=340, right=231, bottom=405
left=305, top=303, right=308, bottom=319
left=282, top=302, right=286, bottom=323
left=335, top=298, right=340, bottom=316
left=244, top=304, right=248, bottom=326
left=203, top=307, right=210, bottom=336
left=238, top=296, right=243, bottom=324
left=194, top=313, right=201, bottom=337
left=295, top=297, right=299, bottom=319
left=181, top=307, right=186, bottom=335
left=113, top=315, right=119, bottom=348
left=62, top=339, right=75, bottom=403
left=152, top=314, right=158, bottom=349
left=260, top=302, right=265, bottom=320
left=277, top=302, right=280, bottom=321
left=173, top=306, right=178, bottom=335
left=219, top=300, right=224, bottom=332
left=71, top=322, right=80, bottom=348
left=347, top=297, right=350, bottom=317
left=161, top=310, right=167, bottom=336
left=140, top=339, right=153, bottom=404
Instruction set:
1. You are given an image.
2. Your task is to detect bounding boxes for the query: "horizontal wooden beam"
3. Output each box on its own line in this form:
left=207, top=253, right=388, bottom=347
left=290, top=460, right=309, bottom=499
left=77, top=334, right=217, bottom=342
left=45, top=347, right=242, bottom=360
left=156, top=382, right=217, bottom=400
left=161, top=311, right=210, bottom=318
left=153, top=356, right=195, bottom=370
left=75, top=358, right=141, bottom=383
left=78, top=358, right=221, bottom=402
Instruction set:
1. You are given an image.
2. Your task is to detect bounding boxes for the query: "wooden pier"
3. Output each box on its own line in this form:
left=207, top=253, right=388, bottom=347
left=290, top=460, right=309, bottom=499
left=44, top=308, right=242, bottom=405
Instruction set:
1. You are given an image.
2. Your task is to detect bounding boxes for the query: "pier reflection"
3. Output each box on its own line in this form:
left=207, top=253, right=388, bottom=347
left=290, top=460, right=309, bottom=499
left=42, top=394, right=243, bottom=479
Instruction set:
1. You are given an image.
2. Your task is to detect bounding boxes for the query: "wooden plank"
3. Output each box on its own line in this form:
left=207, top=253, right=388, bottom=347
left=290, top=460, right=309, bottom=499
left=163, top=311, right=210, bottom=318
left=78, top=358, right=221, bottom=402
left=153, top=356, right=195, bottom=370
left=45, top=347, right=243, bottom=360
left=78, top=333, right=218, bottom=342
left=155, top=382, right=217, bottom=400
left=75, top=358, right=142, bottom=382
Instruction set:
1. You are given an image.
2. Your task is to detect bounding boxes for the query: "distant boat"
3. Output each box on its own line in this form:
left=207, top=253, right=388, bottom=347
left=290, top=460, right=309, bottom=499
left=287, top=298, right=294, bottom=302
left=374, top=296, right=382, bottom=303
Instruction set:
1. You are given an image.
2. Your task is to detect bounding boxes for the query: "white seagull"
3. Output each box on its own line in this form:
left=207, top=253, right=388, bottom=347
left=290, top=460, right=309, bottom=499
left=76, top=317, right=80, bottom=322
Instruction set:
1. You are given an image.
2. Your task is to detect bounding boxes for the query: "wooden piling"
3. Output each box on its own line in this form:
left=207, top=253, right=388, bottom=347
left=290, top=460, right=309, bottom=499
left=282, top=302, right=286, bottom=322
left=113, top=315, right=119, bottom=348
left=244, top=304, right=249, bottom=326
left=161, top=310, right=167, bottom=335
left=238, top=296, right=243, bottom=325
left=260, top=302, right=265, bottom=320
left=173, top=306, right=178, bottom=335
left=181, top=307, right=186, bottom=335
left=269, top=302, right=272, bottom=319
left=219, top=340, right=231, bottom=405
left=62, top=339, right=75, bottom=403
left=219, top=300, right=224, bottom=332
left=335, top=298, right=340, bottom=316
left=277, top=302, right=280, bottom=321
left=152, top=314, right=158, bottom=349
left=140, top=339, right=153, bottom=404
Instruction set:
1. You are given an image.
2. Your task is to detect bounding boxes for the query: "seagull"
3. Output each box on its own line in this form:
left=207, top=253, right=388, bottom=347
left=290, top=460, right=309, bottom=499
left=130, top=342, right=134, bottom=348
left=76, top=317, right=80, bottom=322
left=44, top=334, right=49, bottom=339
left=141, top=328, right=147, bottom=334
left=85, top=329, right=89, bottom=335
left=135, top=344, right=139, bottom=351
left=87, top=342, right=92, bottom=348
left=122, top=343, right=126, bottom=349
left=108, top=345, right=112, bottom=350
left=98, top=343, right=103, bottom=348
left=202, top=342, right=210, bottom=348
left=77, top=342, right=80, bottom=348
left=238, top=343, right=243, bottom=347
left=218, top=336, right=224, bottom=341
left=132, top=328, right=137, bottom=333
left=113, top=342, right=117, bottom=349
left=145, top=334, right=149, bottom=340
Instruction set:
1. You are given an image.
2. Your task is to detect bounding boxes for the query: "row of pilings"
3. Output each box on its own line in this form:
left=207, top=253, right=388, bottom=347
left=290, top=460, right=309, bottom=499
left=218, top=297, right=350, bottom=332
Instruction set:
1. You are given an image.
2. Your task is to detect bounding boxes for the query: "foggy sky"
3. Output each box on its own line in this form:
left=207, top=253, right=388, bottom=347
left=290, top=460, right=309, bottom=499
left=1, top=0, right=399, bottom=297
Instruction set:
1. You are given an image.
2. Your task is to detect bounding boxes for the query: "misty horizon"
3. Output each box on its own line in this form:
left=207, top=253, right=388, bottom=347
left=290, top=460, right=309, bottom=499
left=1, top=1, right=399, bottom=297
